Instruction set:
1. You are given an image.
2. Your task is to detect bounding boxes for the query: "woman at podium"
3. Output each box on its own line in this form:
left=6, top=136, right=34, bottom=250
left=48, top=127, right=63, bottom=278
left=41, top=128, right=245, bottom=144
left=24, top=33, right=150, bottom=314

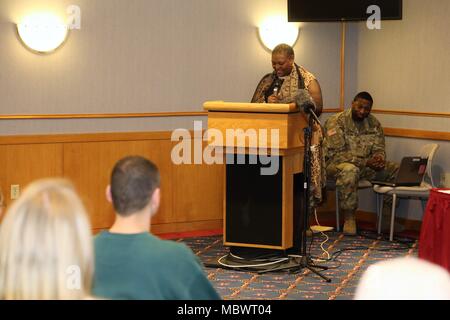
left=251, top=43, right=323, bottom=117
left=251, top=43, right=326, bottom=206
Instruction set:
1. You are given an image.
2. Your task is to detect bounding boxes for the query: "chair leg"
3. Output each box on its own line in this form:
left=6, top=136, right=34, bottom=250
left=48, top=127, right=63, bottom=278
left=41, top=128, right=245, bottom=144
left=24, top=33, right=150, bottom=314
left=389, top=194, right=397, bottom=241
left=336, top=189, right=340, bottom=232
left=420, top=199, right=427, bottom=213
left=375, top=193, right=379, bottom=229
left=377, top=194, right=383, bottom=235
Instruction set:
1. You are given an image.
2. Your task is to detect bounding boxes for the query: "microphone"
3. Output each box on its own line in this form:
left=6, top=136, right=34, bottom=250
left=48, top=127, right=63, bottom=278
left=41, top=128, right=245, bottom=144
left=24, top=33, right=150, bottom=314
left=295, top=89, right=316, bottom=113
left=272, top=75, right=282, bottom=96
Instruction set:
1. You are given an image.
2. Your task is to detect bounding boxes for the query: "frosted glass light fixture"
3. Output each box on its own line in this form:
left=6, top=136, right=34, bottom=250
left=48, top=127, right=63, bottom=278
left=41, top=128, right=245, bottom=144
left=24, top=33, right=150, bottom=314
left=17, top=12, right=68, bottom=53
left=258, top=16, right=299, bottom=51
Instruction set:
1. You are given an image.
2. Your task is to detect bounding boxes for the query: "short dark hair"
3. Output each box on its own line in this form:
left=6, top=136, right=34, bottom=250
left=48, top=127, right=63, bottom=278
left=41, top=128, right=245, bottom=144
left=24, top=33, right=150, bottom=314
left=110, top=156, right=160, bottom=216
left=272, top=43, right=295, bottom=58
left=353, top=92, right=373, bottom=105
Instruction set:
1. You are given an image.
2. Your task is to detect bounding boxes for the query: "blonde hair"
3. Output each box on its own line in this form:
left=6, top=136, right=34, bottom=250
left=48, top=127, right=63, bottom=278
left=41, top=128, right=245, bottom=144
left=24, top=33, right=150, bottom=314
left=355, top=257, right=450, bottom=300
left=0, top=178, right=93, bottom=299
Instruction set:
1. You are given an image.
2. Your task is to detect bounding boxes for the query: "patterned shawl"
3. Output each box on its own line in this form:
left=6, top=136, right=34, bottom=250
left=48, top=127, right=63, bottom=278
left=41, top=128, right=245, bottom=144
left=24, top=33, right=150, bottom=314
left=251, top=64, right=326, bottom=206
left=251, top=64, right=316, bottom=103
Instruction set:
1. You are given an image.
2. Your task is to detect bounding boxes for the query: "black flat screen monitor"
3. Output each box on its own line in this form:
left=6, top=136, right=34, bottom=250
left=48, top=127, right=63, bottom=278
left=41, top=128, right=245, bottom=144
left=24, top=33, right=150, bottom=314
left=288, top=0, right=402, bottom=22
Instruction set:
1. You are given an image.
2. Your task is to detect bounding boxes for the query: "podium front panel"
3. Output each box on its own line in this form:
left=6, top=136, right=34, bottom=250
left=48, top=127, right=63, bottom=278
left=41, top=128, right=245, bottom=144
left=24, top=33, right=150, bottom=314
left=224, top=153, right=304, bottom=250
left=225, top=155, right=283, bottom=247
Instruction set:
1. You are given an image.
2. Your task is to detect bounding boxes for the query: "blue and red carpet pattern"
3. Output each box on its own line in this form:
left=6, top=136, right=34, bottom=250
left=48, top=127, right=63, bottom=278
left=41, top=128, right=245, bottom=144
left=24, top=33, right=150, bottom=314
left=173, top=232, right=418, bottom=300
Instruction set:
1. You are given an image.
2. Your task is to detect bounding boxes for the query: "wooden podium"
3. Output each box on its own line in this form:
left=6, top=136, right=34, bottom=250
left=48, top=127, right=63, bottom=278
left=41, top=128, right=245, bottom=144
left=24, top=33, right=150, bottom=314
left=204, top=101, right=308, bottom=251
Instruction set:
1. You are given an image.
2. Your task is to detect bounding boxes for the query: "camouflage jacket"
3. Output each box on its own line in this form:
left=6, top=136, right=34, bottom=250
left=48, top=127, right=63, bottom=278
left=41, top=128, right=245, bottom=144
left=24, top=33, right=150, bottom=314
left=323, top=109, right=385, bottom=168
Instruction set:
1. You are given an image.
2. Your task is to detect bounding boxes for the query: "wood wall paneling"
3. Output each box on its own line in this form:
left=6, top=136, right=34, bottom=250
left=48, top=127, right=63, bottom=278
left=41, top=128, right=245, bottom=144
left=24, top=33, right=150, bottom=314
left=0, top=131, right=173, bottom=145
left=63, top=140, right=175, bottom=230
left=151, top=220, right=223, bottom=235
left=0, top=144, right=63, bottom=208
left=0, top=133, right=224, bottom=233
left=172, top=140, right=224, bottom=223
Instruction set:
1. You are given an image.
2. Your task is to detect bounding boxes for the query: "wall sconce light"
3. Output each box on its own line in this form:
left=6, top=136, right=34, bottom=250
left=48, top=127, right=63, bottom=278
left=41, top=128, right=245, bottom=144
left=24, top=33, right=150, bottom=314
left=258, top=16, right=300, bottom=51
left=17, top=12, right=68, bottom=53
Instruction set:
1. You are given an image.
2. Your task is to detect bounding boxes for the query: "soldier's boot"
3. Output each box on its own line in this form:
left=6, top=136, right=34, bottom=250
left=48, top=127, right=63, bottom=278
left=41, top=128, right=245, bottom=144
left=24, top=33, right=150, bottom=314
left=342, top=209, right=357, bottom=235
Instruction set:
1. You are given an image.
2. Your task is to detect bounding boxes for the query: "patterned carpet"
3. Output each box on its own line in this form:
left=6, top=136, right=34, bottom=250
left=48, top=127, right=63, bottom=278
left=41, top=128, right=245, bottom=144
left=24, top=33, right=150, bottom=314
left=176, top=232, right=418, bottom=300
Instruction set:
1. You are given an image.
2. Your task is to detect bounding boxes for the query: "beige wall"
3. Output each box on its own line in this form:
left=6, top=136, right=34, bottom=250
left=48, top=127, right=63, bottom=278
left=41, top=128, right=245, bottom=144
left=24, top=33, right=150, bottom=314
left=354, top=0, right=450, bottom=114
left=351, top=0, right=450, bottom=220
left=0, top=0, right=342, bottom=135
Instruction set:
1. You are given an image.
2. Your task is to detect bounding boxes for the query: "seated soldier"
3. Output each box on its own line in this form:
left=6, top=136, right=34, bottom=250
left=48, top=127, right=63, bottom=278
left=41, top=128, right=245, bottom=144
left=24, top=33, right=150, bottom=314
left=323, top=92, right=398, bottom=235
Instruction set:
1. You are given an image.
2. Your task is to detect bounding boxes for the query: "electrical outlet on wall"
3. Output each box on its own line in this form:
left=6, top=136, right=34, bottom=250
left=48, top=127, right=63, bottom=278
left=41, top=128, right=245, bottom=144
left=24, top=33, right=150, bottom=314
left=10, top=185, right=20, bottom=200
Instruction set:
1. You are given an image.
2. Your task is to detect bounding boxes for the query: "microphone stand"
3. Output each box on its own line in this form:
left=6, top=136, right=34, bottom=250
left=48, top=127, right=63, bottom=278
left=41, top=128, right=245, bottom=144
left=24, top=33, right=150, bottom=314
left=259, top=108, right=331, bottom=283
left=308, top=106, right=321, bottom=126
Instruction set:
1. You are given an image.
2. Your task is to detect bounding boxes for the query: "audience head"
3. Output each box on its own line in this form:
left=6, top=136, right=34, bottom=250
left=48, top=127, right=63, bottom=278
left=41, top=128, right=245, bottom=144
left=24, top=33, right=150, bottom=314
left=351, top=91, right=373, bottom=122
left=355, top=257, right=450, bottom=300
left=271, top=43, right=295, bottom=77
left=0, top=178, right=93, bottom=300
left=108, top=156, right=160, bottom=217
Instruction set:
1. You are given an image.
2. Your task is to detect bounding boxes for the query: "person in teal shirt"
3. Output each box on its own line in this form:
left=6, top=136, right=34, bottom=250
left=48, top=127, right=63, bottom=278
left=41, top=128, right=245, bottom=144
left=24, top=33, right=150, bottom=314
left=93, top=156, right=220, bottom=300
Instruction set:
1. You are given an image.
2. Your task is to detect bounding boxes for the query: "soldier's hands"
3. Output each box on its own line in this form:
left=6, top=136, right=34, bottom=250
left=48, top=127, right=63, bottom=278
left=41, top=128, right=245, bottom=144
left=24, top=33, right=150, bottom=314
left=367, top=154, right=385, bottom=171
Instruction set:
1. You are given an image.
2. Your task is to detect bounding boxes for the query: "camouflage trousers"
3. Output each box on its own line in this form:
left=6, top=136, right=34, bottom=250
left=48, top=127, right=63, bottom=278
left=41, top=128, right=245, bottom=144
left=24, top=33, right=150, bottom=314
left=326, top=161, right=399, bottom=211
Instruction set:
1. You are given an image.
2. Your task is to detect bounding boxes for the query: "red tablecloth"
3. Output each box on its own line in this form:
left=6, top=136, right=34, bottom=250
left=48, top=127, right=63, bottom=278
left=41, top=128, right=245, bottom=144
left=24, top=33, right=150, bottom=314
left=419, top=188, right=450, bottom=272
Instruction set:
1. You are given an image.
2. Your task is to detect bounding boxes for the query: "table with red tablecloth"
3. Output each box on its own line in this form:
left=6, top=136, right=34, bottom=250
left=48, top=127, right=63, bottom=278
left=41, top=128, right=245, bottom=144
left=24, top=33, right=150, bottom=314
left=419, top=188, right=450, bottom=272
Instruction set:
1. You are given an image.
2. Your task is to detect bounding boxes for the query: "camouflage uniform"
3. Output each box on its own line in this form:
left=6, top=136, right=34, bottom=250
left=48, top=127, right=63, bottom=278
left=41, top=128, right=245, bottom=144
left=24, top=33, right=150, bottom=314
left=323, top=109, right=398, bottom=212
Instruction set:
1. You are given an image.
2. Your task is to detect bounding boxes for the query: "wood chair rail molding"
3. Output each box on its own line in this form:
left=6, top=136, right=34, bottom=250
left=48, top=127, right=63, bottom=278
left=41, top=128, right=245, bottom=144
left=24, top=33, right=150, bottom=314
left=372, top=109, right=450, bottom=118
left=383, top=127, right=450, bottom=142
left=0, top=111, right=208, bottom=120
left=2, top=108, right=447, bottom=120
left=1, top=127, right=449, bottom=145
left=0, top=108, right=344, bottom=120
